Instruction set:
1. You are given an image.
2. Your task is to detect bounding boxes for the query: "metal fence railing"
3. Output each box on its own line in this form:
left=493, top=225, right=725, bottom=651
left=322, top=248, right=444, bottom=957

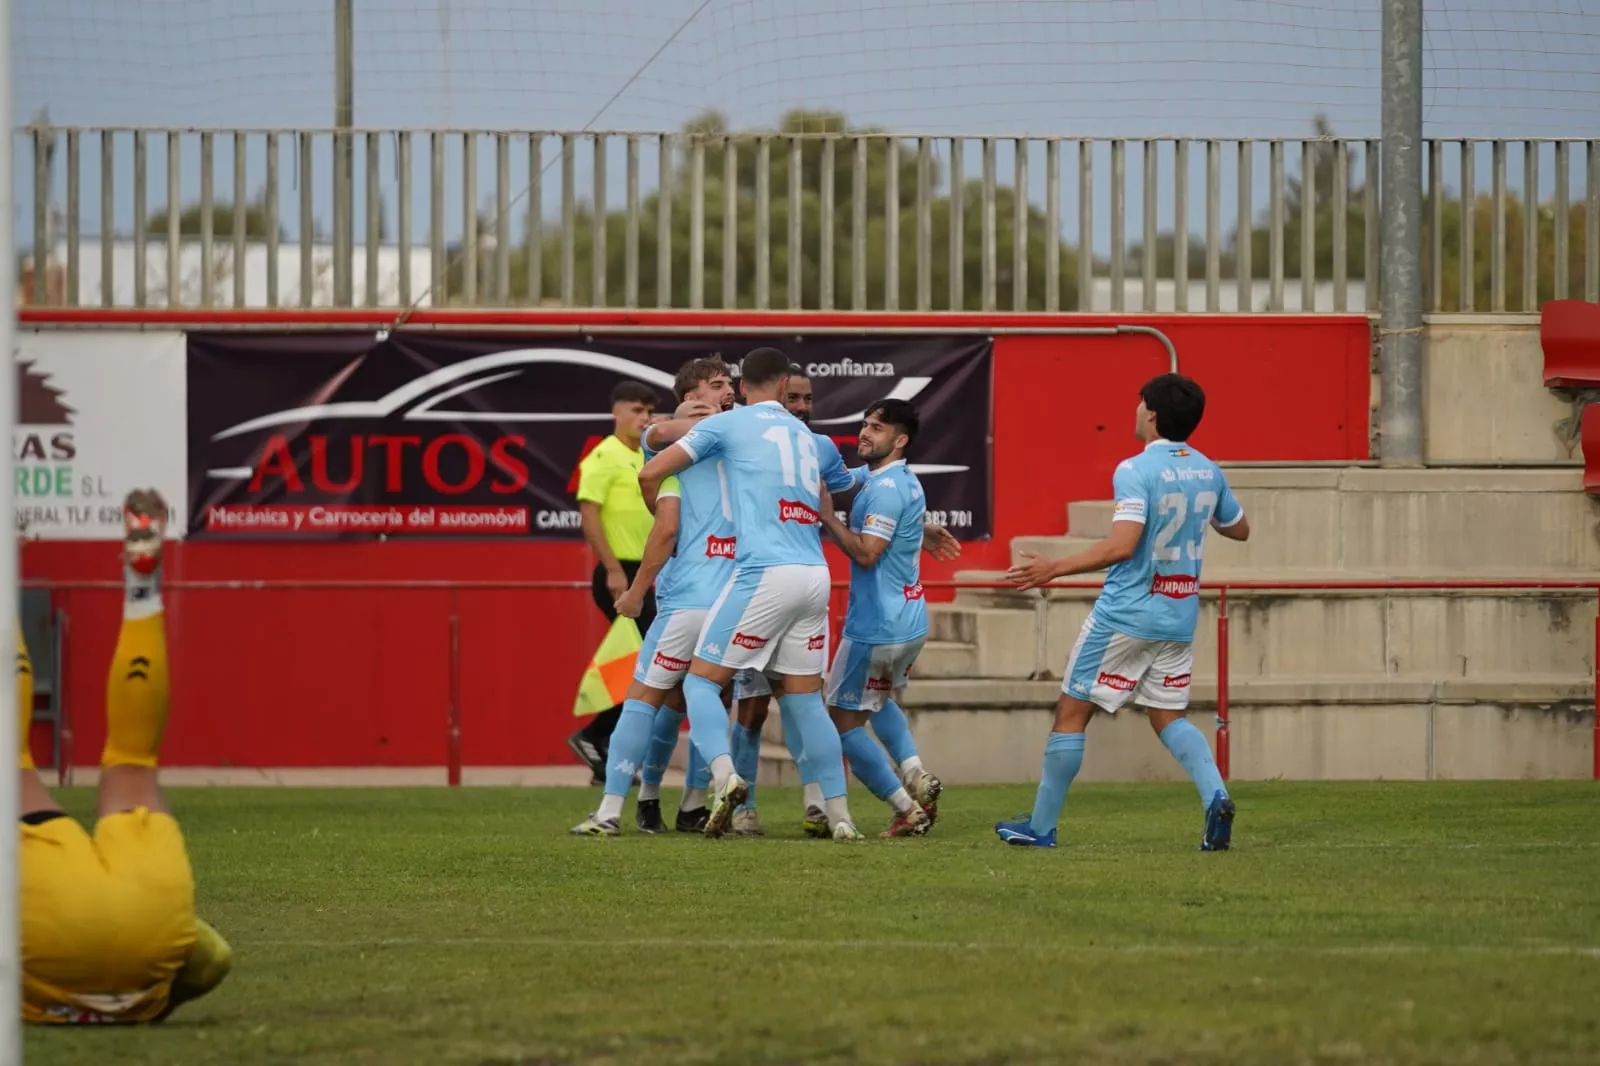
left=15, top=128, right=1600, bottom=315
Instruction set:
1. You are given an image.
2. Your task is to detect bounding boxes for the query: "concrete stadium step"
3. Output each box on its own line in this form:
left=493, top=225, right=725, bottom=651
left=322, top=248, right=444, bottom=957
left=1043, top=467, right=1599, bottom=572
left=951, top=566, right=1590, bottom=606
left=1066, top=499, right=1115, bottom=538
left=913, top=640, right=980, bottom=678
left=892, top=675, right=1595, bottom=783
left=941, top=577, right=1595, bottom=681
left=1210, top=467, right=1599, bottom=572
left=903, top=675, right=1594, bottom=709
left=922, top=604, right=1039, bottom=678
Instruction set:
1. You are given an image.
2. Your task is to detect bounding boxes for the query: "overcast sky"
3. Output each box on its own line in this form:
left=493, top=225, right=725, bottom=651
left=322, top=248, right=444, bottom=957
left=13, top=1, right=1600, bottom=253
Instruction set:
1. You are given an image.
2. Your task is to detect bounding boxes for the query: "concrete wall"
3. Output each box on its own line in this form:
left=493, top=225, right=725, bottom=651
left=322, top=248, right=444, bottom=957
left=1422, top=316, right=1581, bottom=465
left=891, top=679, right=1595, bottom=783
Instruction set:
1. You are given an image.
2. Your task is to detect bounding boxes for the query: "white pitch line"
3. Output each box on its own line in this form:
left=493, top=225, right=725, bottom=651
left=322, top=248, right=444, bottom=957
left=249, top=936, right=1600, bottom=959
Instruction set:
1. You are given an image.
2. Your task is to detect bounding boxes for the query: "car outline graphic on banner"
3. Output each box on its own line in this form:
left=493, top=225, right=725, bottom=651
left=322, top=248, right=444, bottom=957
left=204, top=346, right=968, bottom=481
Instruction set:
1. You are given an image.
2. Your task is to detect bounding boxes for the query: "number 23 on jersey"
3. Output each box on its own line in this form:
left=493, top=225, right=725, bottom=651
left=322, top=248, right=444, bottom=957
left=1151, top=490, right=1218, bottom=562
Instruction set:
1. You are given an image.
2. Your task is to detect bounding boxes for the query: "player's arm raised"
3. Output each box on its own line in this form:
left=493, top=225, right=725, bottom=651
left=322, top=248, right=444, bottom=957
left=1008, top=461, right=1145, bottom=591
left=640, top=407, right=725, bottom=513
left=819, top=485, right=896, bottom=569
left=1008, top=522, right=1142, bottom=591
left=638, top=444, right=691, bottom=514
left=616, top=488, right=680, bottom=619
left=642, top=399, right=718, bottom=450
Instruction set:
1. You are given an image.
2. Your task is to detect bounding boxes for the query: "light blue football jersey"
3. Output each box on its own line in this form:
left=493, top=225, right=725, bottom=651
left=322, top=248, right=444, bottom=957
left=1092, top=439, right=1243, bottom=643
left=840, top=460, right=929, bottom=645
left=677, top=401, right=858, bottom=570
left=643, top=425, right=735, bottom=611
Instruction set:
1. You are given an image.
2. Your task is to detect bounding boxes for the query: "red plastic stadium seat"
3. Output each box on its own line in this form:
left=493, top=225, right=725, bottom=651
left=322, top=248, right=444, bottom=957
left=1584, top=404, right=1600, bottom=496
left=1541, top=300, right=1600, bottom=388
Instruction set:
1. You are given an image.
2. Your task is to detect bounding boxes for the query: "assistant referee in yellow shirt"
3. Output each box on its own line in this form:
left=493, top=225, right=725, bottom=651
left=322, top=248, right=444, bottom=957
left=570, top=380, right=660, bottom=783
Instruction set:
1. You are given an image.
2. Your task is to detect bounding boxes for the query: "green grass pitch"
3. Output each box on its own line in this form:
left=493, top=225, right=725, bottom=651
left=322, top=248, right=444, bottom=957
left=25, top=781, right=1600, bottom=1066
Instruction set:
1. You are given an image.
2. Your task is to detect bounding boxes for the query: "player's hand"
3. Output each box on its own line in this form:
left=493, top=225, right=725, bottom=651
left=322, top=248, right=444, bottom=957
left=673, top=399, right=716, bottom=420
left=1007, top=552, right=1058, bottom=591
left=605, top=566, right=629, bottom=601
left=614, top=586, right=644, bottom=618
left=923, top=523, right=961, bottom=562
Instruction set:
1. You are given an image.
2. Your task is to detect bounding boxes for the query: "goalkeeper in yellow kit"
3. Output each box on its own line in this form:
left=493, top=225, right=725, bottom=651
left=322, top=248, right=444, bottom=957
left=18, top=489, right=232, bottom=1024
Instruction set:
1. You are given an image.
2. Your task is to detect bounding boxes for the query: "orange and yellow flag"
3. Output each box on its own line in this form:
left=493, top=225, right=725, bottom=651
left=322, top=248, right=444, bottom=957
left=571, top=615, right=643, bottom=718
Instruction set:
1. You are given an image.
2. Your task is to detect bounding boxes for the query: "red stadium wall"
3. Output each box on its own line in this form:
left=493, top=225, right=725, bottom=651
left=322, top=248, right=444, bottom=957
left=18, top=310, right=1370, bottom=768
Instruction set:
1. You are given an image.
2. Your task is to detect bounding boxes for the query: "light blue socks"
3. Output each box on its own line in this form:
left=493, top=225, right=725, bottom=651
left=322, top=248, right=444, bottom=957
left=1159, top=718, right=1227, bottom=808
left=1029, top=731, right=1086, bottom=834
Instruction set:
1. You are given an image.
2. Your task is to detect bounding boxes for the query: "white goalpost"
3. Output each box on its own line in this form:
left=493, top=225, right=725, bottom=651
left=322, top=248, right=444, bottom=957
left=0, top=0, right=21, bottom=1056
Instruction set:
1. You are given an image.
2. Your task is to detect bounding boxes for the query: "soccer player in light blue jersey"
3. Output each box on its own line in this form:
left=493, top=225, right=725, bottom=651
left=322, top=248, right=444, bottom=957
left=819, top=399, right=948, bottom=838
left=571, top=357, right=734, bottom=837
left=722, top=370, right=959, bottom=837
left=641, top=347, right=868, bottom=839
left=996, top=373, right=1251, bottom=851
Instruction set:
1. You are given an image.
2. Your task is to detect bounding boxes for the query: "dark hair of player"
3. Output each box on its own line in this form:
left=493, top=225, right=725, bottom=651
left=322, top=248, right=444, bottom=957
left=865, top=398, right=919, bottom=450
left=740, top=347, right=792, bottom=387
left=1139, top=373, right=1206, bottom=442
left=610, top=380, right=658, bottom=407
left=672, top=356, right=731, bottom=402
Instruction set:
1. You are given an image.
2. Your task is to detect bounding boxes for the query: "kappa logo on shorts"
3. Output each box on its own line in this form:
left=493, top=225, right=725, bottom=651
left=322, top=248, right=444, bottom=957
left=732, top=632, right=770, bottom=650
left=653, top=650, right=690, bottom=671
left=1096, top=671, right=1137, bottom=692
left=778, top=498, right=820, bottom=524
left=806, top=633, right=826, bottom=651
left=903, top=581, right=924, bottom=601
left=705, top=534, right=736, bottom=558
left=866, top=677, right=893, bottom=691
left=1162, top=673, right=1192, bottom=689
left=1151, top=574, right=1199, bottom=598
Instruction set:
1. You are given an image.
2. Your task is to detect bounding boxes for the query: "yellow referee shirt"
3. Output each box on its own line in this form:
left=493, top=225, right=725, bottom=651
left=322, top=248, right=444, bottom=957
left=575, top=435, right=652, bottom=562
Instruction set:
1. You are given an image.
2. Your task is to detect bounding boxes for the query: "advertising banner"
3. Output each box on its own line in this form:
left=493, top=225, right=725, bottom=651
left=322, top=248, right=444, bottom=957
left=185, top=333, right=992, bottom=540
left=14, top=331, right=189, bottom=539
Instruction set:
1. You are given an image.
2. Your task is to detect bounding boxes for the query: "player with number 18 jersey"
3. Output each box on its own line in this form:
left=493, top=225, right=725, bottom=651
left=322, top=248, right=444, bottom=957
left=677, top=400, right=859, bottom=673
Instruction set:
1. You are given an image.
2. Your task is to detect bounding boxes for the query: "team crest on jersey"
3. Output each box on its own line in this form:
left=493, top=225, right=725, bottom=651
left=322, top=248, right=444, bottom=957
left=1151, top=574, right=1199, bottom=598
left=778, top=499, right=819, bottom=524
left=705, top=534, right=736, bottom=557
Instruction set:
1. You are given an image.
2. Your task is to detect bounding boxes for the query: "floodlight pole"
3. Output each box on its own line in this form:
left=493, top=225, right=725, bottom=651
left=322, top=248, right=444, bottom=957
left=1379, top=0, right=1425, bottom=466
left=333, top=0, right=355, bottom=307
